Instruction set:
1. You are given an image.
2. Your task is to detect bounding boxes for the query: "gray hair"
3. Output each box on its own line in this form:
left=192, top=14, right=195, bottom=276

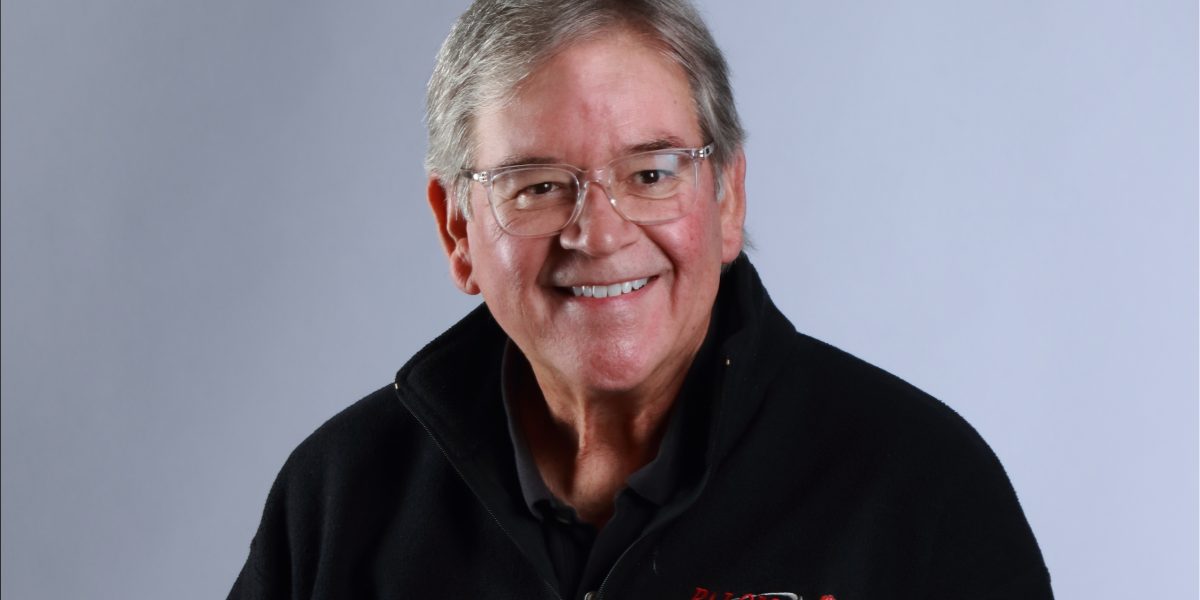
left=425, top=0, right=744, bottom=216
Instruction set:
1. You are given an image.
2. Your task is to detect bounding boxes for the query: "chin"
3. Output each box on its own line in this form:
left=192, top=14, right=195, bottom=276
left=568, top=347, right=664, bottom=396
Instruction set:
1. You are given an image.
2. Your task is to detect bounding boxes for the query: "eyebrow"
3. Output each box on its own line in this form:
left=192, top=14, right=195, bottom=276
left=488, top=136, right=692, bottom=171
left=627, top=136, right=689, bottom=154
left=490, top=155, right=561, bottom=170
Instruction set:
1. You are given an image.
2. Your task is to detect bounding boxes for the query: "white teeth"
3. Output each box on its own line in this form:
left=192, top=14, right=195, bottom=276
left=570, top=277, right=650, bottom=298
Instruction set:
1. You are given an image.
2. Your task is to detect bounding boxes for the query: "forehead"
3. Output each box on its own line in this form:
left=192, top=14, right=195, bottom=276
left=472, top=30, right=700, bottom=166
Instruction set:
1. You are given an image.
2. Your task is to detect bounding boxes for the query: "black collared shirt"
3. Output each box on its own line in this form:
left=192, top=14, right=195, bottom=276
left=500, top=315, right=721, bottom=600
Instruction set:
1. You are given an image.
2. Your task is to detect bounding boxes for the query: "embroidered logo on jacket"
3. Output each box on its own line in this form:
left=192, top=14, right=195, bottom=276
left=690, top=588, right=813, bottom=600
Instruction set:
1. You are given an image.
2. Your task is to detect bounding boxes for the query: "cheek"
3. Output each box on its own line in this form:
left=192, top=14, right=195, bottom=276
left=468, top=217, right=509, bottom=267
left=468, top=222, right=546, bottom=298
left=655, top=206, right=726, bottom=264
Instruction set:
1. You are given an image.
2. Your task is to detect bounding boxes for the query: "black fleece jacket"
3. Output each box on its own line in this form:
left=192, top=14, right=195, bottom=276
left=229, top=256, right=1052, bottom=599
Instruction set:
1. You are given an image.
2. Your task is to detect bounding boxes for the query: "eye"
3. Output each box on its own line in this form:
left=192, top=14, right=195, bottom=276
left=527, top=181, right=559, bottom=195
left=634, top=170, right=674, bottom=186
left=510, top=179, right=574, bottom=210
left=633, top=170, right=681, bottom=186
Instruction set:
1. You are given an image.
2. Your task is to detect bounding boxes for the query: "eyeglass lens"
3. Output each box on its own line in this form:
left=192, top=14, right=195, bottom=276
left=488, top=151, right=698, bottom=236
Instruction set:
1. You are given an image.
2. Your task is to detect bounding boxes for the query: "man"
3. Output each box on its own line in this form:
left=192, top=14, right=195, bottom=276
left=230, top=1, right=1053, bottom=598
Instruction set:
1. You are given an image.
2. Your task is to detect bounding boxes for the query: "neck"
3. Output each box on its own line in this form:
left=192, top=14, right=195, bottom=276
left=511, top=354, right=694, bottom=528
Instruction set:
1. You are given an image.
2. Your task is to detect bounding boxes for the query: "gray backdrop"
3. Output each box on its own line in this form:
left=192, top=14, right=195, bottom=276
left=2, top=1, right=1195, bottom=598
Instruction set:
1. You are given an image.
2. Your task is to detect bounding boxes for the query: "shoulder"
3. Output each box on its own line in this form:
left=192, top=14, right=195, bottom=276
left=721, top=258, right=992, bottom=465
left=270, top=306, right=506, bottom=505
left=293, top=384, right=407, bottom=454
left=713, top=331, right=1052, bottom=596
left=774, top=338, right=1053, bottom=593
left=769, top=332, right=1006, bottom=485
left=270, top=384, right=435, bottom=502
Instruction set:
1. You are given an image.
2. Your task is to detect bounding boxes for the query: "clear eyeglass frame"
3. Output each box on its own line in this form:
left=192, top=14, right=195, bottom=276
left=462, top=143, right=714, bottom=238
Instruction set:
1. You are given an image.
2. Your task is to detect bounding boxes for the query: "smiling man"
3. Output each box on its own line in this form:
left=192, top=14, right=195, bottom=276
left=229, top=1, right=1052, bottom=599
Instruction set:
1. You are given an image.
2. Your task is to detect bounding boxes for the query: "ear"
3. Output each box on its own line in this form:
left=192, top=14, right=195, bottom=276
left=428, top=176, right=480, bottom=295
left=717, top=148, right=747, bottom=263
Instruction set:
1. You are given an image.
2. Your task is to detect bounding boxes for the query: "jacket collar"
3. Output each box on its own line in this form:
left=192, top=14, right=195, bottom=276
left=705, top=254, right=799, bottom=464
left=392, top=300, right=560, bottom=588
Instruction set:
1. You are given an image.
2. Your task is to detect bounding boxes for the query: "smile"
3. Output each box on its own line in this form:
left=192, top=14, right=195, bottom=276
left=570, top=277, right=649, bottom=298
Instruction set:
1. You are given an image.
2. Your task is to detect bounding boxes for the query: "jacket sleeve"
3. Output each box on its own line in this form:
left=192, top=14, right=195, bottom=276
left=924, top=443, right=1054, bottom=599
left=227, top=465, right=297, bottom=600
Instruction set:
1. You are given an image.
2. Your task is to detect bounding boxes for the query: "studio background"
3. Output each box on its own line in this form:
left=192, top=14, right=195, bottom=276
left=2, top=1, right=1195, bottom=598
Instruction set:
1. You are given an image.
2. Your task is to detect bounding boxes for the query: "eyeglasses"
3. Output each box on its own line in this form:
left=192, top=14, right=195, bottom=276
left=463, top=144, right=714, bottom=238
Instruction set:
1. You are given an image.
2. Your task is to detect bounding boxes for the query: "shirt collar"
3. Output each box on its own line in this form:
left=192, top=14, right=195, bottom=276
left=500, top=341, right=559, bottom=516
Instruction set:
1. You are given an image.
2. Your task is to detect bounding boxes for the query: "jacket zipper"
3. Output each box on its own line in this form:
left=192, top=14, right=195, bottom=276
left=594, top=469, right=712, bottom=600
left=400, top=384, right=564, bottom=600
left=594, top=530, right=648, bottom=599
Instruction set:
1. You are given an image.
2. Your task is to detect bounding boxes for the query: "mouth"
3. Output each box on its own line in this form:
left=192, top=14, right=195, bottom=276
left=567, top=276, right=651, bottom=298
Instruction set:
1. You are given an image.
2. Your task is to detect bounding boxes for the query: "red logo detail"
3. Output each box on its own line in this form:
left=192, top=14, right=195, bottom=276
left=691, top=588, right=803, bottom=600
left=820, top=596, right=836, bottom=600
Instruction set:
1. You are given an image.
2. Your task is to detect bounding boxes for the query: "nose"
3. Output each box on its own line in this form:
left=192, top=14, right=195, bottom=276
left=557, top=179, right=639, bottom=256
